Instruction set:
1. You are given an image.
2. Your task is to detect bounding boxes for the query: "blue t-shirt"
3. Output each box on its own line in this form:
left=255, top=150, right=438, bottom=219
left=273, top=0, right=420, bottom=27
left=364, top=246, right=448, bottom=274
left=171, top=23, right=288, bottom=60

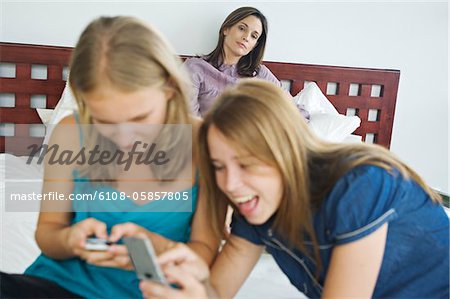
left=232, top=165, right=449, bottom=298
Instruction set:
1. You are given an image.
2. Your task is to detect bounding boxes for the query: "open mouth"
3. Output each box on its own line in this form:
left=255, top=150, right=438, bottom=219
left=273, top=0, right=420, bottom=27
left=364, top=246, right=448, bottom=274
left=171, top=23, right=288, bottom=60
left=235, top=195, right=259, bottom=216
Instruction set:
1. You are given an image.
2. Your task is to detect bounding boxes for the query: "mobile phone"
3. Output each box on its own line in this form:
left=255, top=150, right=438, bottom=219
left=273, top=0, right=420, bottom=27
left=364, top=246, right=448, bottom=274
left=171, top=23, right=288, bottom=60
left=85, top=238, right=112, bottom=251
left=124, top=237, right=168, bottom=285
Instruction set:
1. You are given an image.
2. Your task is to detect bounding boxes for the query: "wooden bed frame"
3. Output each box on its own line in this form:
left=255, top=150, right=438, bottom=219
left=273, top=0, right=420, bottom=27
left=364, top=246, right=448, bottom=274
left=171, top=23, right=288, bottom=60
left=0, top=42, right=400, bottom=155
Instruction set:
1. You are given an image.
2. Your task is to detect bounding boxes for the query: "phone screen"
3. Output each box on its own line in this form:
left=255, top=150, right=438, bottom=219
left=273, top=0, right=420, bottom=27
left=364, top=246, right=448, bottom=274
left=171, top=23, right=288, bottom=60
left=85, top=238, right=112, bottom=251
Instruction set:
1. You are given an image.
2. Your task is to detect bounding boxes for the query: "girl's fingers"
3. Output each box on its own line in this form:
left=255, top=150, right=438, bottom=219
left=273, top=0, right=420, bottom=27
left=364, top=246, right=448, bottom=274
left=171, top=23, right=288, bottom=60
left=90, top=256, right=132, bottom=269
left=157, top=243, right=195, bottom=265
left=83, top=218, right=108, bottom=239
left=108, top=244, right=128, bottom=255
left=83, top=251, right=115, bottom=263
left=140, top=281, right=182, bottom=299
left=109, top=222, right=144, bottom=242
left=108, top=224, right=127, bottom=242
left=164, top=264, right=202, bottom=289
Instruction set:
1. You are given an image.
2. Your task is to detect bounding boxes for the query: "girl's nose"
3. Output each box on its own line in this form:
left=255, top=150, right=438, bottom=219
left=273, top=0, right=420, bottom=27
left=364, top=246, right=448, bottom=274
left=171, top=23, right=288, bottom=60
left=225, top=166, right=244, bottom=193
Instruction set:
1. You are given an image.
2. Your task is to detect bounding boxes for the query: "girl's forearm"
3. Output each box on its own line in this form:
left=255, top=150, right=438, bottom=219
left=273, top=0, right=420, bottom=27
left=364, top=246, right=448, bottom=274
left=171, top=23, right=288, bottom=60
left=187, top=240, right=218, bottom=266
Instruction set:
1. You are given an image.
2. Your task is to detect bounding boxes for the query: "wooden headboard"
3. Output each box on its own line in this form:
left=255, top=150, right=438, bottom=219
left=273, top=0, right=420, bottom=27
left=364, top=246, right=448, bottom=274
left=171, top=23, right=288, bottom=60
left=0, top=42, right=400, bottom=155
left=266, top=62, right=400, bottom=148
left=0, top=43, right=72, bottom=155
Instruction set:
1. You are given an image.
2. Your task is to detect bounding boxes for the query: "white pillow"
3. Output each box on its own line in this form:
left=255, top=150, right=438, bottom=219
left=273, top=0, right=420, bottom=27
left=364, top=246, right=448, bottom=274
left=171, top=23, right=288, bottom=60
left=309, top=113, right=361, bottom=142
left=343, top=134, right=363, bottom=144
left=294, top=82, right=339, bottom=115
left=293, top=82, right=361, bottom=142
left=42, top=79, right=78, bottom=145
left=36, top=108, right=54, bottom=126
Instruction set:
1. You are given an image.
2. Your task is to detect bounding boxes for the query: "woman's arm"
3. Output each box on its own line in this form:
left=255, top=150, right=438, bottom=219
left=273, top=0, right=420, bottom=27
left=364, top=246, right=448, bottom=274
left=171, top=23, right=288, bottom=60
left=183, top=58, right=202, bottom=117
left=322, top=223, right=388, bottom=298
left=258, top=65, right=281, bottom=88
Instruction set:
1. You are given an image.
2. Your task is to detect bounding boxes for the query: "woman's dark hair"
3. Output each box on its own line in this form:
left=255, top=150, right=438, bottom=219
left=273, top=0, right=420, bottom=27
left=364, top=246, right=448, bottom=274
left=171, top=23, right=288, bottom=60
left=204, top=7, right=268, bottom=77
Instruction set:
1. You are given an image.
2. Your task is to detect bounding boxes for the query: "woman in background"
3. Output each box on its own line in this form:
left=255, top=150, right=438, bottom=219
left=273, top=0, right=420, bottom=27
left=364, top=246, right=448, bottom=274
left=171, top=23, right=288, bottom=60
left=140, top=79, right=449, bottom=299
left=185, top=6, right=308, bottom=120
left=1, top=16, right=219, bottom=299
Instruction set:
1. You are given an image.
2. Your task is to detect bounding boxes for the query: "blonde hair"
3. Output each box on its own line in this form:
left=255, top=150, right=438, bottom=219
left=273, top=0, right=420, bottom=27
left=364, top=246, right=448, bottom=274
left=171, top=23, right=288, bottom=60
left=69, top=16, right=192, bottom=183
left=199, top=79, right=442, bottom=273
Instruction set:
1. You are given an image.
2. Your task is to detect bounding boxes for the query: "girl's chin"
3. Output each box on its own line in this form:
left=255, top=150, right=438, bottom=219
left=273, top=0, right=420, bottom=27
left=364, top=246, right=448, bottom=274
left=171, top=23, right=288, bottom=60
left=244, top=212, right=272, bottom=226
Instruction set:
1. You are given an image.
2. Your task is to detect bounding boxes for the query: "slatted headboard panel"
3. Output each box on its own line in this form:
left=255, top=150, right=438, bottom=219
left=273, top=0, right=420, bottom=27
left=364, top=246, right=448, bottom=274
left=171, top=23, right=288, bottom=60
left=0, top=42, right=400, bottom=155
left=0, top=43, right=72, bottom=155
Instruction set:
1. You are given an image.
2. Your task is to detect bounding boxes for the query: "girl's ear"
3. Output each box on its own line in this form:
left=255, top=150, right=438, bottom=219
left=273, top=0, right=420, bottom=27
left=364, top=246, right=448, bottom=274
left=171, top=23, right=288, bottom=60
left=164, top=88, right=175, bottom=101
left=223, top=28, right=229, bottom=36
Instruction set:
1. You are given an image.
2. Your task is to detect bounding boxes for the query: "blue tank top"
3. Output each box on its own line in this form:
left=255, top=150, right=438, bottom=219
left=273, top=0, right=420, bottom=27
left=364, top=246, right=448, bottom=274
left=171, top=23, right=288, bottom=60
left=25, top=115, right=198, bottom=298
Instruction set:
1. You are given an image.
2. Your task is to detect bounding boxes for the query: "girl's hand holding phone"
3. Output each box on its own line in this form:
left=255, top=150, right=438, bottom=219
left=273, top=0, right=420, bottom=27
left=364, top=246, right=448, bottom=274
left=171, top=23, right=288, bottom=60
left=66, top=218, right=120, bottom=266
left=78, top=222, right=154, bottom=270
left=139, top=243, right=211, bottom=299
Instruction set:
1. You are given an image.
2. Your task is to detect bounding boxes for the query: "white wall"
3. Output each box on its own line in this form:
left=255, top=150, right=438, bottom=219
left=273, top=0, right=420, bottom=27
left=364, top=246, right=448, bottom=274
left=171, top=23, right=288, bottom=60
left=1, top=1, right=448, bottom=193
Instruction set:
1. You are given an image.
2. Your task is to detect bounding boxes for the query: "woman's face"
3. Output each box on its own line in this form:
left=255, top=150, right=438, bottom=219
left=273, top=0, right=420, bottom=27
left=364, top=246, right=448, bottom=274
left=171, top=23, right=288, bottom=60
left=207, top=125, right=283, bottom=225
left=82, top=84, right=171, bottom=151
left=223, top=15, right=263, bottom=62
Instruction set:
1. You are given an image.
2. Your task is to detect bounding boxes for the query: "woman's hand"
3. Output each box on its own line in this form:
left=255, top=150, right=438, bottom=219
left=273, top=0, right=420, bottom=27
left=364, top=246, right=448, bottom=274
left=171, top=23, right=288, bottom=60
left=139, top=243, right=212, bottom=299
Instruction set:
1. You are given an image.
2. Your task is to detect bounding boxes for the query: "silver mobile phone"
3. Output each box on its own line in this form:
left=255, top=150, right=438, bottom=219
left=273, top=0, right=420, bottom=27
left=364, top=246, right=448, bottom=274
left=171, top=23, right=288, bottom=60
left=124, top=237, right=168, bottom=285
left=85, top=238, right=112, bottom=251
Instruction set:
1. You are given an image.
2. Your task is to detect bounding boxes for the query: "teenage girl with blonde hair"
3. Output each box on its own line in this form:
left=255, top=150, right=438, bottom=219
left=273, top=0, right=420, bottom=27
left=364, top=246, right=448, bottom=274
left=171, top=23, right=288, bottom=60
left=1, top=16, right=220, bottom=298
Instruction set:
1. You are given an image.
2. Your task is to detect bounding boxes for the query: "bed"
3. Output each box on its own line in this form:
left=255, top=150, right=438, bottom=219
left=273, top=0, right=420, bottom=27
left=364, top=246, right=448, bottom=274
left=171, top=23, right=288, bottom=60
left=0, top=42, right=400, bottom=155
left=0, top=42, right=400, bottom=297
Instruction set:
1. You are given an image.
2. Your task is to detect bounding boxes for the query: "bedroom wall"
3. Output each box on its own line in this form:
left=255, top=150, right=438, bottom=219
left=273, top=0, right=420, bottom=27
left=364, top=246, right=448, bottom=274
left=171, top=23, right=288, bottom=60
left=1, top=1, right=448, bottom=194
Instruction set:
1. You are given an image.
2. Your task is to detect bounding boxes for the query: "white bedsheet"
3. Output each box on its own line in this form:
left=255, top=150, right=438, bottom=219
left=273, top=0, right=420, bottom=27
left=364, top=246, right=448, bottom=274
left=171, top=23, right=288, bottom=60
left=236, top=254, right=305, bottom=298
left=0, top=154, right=42, bottom=273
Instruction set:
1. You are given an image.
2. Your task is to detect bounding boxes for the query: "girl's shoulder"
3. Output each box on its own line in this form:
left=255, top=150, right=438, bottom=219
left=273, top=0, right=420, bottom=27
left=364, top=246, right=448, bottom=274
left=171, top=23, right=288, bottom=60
left=48, top=114, right=80, bottom=147
left=58, top=114, right=77, bottom=125
left=321, top=165, right=400, bottom=244
left=331, top=164, right=395, bottom=197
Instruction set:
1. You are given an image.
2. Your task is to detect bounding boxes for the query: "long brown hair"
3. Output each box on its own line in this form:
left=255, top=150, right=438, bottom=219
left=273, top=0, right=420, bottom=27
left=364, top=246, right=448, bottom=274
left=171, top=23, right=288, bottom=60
left=199, top=79, right=442, bottom=272
left=204, top=7, right=268, bottom=77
